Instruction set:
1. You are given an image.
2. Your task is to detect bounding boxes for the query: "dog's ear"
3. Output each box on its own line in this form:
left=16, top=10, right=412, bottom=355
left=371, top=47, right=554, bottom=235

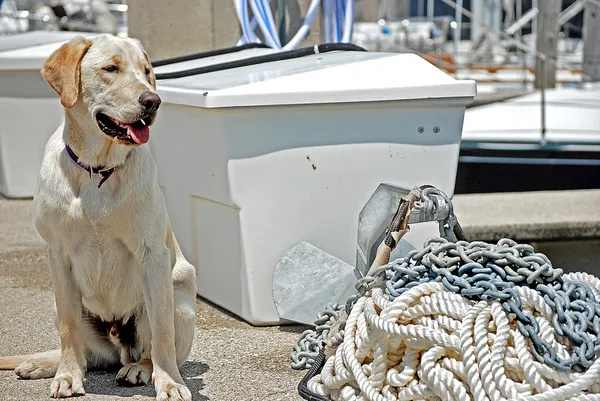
left=41, top=36, right=92, bottom=109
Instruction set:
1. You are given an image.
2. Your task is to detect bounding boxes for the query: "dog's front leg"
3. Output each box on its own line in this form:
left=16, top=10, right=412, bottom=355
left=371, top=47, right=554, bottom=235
left=47, top=248, right=86, bottom=398
left=142, top=248, right=191, bottom=401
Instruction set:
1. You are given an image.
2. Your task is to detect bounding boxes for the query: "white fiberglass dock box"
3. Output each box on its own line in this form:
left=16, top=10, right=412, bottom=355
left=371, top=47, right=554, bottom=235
left=0, top=39, right=270, bottom=198
left=0, top=33, right=98, bottom=198
left=0, top=31, right=92, bottom=52
left=152, top=50, right=477, bottom=325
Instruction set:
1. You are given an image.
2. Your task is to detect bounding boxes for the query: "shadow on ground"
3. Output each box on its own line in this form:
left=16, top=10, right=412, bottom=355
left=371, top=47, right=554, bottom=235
left=277, top=324, right=309, bottom=334
left=84, top=361, right=210, bottom=400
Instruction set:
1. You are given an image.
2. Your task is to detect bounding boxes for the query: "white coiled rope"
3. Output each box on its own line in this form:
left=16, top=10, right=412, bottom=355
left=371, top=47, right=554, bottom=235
left=307, top=273, right=600, bottom=401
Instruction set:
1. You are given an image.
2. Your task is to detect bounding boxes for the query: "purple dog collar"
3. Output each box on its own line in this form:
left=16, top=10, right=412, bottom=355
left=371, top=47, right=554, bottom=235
left=65, top=145, right=119, bottom=188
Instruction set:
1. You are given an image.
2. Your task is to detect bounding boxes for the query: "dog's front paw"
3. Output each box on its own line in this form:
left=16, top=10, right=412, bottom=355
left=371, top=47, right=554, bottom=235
left=156, top=382, right=192, bottom=401
left=116, top=360, right=152, bottom=386
left=50, top=373, right=85, bottom=398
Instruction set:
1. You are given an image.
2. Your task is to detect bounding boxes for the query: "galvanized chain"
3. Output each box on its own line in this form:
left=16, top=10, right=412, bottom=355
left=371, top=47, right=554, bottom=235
left=412, top=185, right=457, bottom=240
left=290, top=264, right=395, bottom=370
left=385, top=237, right=600, bottom=372
left=290, top=303, right=345, bottom=370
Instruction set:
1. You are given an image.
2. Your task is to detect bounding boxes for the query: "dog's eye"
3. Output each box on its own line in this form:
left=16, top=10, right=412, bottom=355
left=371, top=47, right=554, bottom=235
left=145, top=67, right=151, bottom=75
left=102, top=65, right=119, bottom=73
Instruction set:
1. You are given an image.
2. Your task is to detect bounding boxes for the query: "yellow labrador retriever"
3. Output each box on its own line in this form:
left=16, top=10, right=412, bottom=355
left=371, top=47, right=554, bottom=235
left=0, top=35, right=196, bottom=401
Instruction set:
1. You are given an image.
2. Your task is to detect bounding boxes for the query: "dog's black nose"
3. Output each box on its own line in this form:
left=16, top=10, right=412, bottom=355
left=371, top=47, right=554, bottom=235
left=139, top=92, right=161, bottom=112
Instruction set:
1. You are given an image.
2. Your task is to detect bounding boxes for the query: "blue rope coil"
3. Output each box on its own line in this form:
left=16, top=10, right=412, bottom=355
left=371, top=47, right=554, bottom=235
left=385, top=238, right=600, bottom=372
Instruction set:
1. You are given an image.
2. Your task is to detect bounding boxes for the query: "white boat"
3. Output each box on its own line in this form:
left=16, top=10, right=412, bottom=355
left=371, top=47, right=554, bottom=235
left=456, top=83, right=600, bottom=193
left=463, top=83, right=600, bottom=147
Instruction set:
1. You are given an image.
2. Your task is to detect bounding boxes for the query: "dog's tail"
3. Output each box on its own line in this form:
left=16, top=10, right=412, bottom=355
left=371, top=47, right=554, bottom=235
left=0, top=350, right=60, bottom=379
left=0, top=355, right=29, bottom=370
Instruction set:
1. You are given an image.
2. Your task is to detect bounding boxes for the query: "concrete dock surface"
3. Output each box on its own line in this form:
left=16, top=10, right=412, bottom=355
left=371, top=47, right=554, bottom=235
left=2, top=188, right=600, bottom=400
left=0, top=197, right=306, bottom=401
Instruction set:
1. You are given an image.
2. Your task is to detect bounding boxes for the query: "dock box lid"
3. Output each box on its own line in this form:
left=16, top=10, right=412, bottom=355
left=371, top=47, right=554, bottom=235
left=0, top=31, right=93, bottom=53
left=0, top=32, right=98, bottom=71
left=156, top=51, right=477, bottom=108
left=153, top=47, right=275, bottom=75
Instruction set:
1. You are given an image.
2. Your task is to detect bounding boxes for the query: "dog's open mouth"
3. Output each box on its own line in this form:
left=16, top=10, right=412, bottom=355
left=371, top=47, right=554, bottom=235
left=96, top=113, right=153, bottom=145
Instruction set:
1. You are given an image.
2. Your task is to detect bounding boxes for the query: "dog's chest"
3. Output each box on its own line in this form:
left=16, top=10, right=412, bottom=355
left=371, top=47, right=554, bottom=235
left=46, top=194, right=145, bottom=320
left=78, top=183, right=127, bottom=221
left=69, top=223, right=145, bottom=320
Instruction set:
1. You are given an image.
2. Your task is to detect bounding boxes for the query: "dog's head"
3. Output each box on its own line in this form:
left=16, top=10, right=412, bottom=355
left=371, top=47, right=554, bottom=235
left=42, top=35, right=159, bottom=146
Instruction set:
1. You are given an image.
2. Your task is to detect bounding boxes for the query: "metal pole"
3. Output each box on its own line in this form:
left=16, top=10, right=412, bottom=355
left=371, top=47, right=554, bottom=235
left=439, top=0, right=541, bottom=56
left=505, top=7, right=539, bottom=36
left=535, top=0, right=560, bottom=89
left=540, top=55, right=547, bottom=146
left=517, top=0, right=525, bottom=89
left=583, top=0, right=600, bottom=81
left=491, top=0, right=502, bottom=32
left=418, top=0, right=425, bottom=17
left=532, top=0, right=537, bottom=35
left=427, top=0, right=434, bottom=21
left=559, top=0, right=588, bottom=26
left=454, top=0, right=462, bottom=57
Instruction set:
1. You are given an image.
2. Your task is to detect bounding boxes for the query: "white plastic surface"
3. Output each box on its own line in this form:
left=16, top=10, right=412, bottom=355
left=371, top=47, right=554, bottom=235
left=0, top=32, right=97, bottom=198
left=150, top=51, right=476, bottom=324
left=0, top=32, right=99, bottom=71
left=0, top=31, right=92, bottom=53
left=0, top=97, right=63, bottom=198
left=157, top=52, right=476, bottom=108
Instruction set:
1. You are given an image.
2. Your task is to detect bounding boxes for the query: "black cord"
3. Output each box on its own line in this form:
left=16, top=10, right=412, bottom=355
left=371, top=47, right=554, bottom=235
left=150, top=43, right=270, bottom=68
left=297, top=349, right=330, bottom=401
left=453, top=220, right=468, bottom=242
left=154, top=43, right=367, bottom=80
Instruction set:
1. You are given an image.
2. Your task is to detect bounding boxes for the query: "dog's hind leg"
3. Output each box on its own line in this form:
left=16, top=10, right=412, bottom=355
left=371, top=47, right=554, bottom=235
left=167, top=226, right=197, bottom=368
left=172, top=259, right=197, bottom=368
left=0, top=350, right=60, bottom=379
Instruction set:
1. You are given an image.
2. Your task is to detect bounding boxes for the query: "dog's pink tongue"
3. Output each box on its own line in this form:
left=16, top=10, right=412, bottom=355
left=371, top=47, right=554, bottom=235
left=127, top=125, right=150, bottom=144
